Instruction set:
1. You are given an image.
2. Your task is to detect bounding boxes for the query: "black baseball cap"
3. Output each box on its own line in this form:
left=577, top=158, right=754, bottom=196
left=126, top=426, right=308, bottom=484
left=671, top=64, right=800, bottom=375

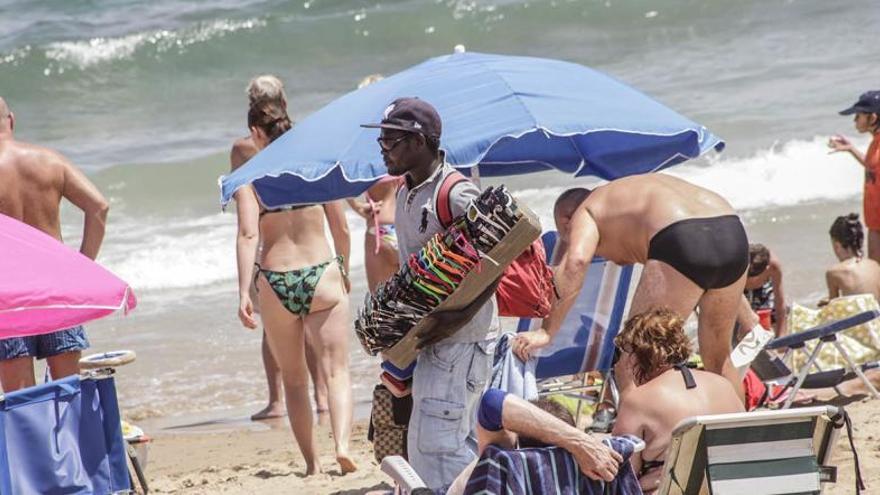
left=361, top=97, right=442, bottom=138
left=839, top=90, right=880, bottom=116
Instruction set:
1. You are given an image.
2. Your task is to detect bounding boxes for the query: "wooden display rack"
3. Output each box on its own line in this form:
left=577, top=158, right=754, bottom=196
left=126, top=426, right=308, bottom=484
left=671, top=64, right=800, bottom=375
left=381, top=202, right=542, bottom=369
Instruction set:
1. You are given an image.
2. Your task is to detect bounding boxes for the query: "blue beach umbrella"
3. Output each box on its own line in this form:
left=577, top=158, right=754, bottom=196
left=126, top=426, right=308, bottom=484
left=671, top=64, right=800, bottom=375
left=220, top=51, right=723, bottom=208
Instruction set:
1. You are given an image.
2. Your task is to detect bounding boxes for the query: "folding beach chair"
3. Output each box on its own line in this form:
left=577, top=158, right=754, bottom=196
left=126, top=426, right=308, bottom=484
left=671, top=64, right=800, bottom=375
left=516, top=231, right=640, bottom=414
left=752, top=310, right=880, bottom=409
left=0, top=371, right=131, bottom=494
left=657, top=406, right=859, bottom=495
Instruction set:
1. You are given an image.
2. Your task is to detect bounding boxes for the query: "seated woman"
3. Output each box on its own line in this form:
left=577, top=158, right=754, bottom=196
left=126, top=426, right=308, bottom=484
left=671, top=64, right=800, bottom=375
left=612, top=308, right=744, bottom=493
left=823, top=213, right=880, bottom=304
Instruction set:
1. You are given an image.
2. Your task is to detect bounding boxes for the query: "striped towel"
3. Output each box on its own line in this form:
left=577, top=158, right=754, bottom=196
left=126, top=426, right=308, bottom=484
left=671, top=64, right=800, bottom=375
left=464, top=437, right=642, bottom=495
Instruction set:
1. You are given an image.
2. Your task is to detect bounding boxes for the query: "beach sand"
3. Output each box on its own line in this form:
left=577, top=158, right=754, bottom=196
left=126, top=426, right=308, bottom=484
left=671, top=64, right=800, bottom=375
left=147, top=416, right=390, bottom=494
left=146, top=397, right=878, bottom=494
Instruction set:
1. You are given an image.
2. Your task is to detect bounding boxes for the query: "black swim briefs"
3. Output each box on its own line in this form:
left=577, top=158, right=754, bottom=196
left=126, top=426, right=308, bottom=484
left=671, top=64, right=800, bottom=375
left=647, top=215, right=749, bottom=290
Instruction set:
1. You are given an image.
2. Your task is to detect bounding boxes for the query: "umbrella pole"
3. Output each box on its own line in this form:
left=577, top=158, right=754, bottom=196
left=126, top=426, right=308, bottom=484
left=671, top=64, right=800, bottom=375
left=471, top=165, right=481, bottom=188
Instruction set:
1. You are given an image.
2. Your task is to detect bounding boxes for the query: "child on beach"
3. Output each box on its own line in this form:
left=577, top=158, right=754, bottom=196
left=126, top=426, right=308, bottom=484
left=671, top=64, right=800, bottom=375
left=829, top=90, right=880, bottom=263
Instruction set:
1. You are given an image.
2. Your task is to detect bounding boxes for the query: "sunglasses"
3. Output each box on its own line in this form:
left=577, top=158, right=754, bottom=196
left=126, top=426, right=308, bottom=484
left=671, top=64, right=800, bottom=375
left=377, top=134, right=410, bottom=152
left=611, top=346, right=622, bottom=367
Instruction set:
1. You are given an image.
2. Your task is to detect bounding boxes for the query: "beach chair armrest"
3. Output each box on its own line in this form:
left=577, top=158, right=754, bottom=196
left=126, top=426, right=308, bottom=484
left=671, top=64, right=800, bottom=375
left=380, top=455, right=428, bottom=492
left=765, top=310, right=880, bottom=350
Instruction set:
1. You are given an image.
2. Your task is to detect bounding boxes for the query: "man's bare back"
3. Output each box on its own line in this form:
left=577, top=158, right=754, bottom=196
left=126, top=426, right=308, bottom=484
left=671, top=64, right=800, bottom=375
left=583, top=174, right=737, bottom=265
left=0, top=140, right=67, bottom=237
left=514, top=173, right=748, bottom=402
left=0, top=97, right=109, bottom=392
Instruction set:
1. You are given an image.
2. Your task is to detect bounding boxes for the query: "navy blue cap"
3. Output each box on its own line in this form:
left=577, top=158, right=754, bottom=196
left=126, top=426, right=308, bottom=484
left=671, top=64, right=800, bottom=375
left=840, top=90, right=880, bottom=116
left=361, top=97, right=442, bottom=139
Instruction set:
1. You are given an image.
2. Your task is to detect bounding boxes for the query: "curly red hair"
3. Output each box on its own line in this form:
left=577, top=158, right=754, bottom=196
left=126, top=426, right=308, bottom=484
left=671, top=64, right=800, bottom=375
left=615, top=307, right=691, bottom=385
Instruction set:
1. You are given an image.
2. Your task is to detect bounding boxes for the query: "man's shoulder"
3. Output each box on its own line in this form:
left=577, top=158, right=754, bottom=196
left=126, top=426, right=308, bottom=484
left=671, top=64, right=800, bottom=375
left=1, top=140, right=66, bottom=170
left=442, top=165, right=478, bottom=196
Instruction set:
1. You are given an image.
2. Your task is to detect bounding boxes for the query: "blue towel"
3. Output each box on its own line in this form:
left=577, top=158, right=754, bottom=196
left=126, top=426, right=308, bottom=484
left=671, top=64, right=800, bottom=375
left=489, top=333, right=538, bottom=401
left=463, top=436, right=643, bottom=495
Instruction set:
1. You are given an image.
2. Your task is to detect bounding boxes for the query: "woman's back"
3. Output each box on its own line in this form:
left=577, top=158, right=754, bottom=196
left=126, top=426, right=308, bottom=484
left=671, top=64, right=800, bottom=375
left=259, top=205, right=333, bottom=270
left=827, top=257, right=880, bottom=301
left=614, top=367, right=744, bottom=492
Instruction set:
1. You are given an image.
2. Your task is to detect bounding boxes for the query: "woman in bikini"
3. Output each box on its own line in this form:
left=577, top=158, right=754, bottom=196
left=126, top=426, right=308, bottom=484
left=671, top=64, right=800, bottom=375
left=822, top=213, right=880, bottom=305
left=235, top=100, right=356, bottom=475
left=611, top=308, right=743, bottom=493
left=347, top=176, right=401, bottom=293
left=347, top=73, right=401, bottom=294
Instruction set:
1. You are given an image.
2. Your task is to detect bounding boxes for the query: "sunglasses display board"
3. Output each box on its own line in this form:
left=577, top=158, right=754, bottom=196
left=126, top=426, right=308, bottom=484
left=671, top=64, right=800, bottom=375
left=355, top=185, right=541, bottom=368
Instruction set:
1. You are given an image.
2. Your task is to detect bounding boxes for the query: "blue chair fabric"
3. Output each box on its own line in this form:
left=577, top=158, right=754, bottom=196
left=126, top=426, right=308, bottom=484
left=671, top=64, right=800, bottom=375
left=0, top=375, right=130, bottom=494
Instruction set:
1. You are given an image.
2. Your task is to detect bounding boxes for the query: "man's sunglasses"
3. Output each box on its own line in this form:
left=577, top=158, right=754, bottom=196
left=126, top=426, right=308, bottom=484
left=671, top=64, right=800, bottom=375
left=377, top=134, right=410, bottom=152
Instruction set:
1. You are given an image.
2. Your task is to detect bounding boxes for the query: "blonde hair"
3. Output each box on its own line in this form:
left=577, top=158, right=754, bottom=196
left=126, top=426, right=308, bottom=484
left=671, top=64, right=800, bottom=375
left=357, top=74, right=384, bottom=89
left=615, top=308, right=692, bottom=385
left=247, top=75, right=287, bottom=107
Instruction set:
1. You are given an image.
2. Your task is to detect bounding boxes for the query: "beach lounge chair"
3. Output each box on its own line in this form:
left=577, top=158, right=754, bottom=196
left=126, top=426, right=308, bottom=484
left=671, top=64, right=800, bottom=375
left=0, top=371, right=131, bottom=494
left=516, top=231, right=640, bottom=416
left=752, top=310, right=880, bottom=409
left=656, top=405, right=860, bottom=495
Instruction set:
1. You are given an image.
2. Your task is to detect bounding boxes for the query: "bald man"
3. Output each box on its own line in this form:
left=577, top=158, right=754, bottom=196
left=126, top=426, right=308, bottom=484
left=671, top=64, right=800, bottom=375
left=513, top=174, right=748, bottom=399
left=0, top=97, right=109, bottom=392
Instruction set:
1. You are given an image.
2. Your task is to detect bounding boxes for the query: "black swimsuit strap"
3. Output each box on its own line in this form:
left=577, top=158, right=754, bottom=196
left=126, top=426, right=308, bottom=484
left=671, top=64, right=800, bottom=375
left=259, top=204, right=316, bottom=217
left=639, top=459, right=665, bottom=478
left=673, top=362, right=697, bottom=389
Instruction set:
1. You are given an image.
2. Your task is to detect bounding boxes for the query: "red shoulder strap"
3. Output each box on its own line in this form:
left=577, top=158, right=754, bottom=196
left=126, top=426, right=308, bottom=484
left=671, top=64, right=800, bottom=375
left=435, top=171, right=469, bottom=229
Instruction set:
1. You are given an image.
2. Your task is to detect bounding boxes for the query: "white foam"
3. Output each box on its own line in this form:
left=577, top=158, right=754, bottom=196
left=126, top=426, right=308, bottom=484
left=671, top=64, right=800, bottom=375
left=99, top=210, right=368, bottom=292
left=44, top=18, right=266, bottom=69
left=666, top=136, right=868, bottom=210
left=100, top=137, right=868, bottom=291
left=514, top=136, right=868, bottom=221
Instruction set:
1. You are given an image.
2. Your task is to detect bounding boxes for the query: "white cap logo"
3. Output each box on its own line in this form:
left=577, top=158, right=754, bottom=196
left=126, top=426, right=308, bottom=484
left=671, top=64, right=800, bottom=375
left=383, top=103, right=395, bottom=120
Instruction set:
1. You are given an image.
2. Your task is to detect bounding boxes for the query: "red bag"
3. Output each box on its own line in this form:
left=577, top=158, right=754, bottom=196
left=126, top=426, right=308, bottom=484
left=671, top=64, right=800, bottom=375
left=436, top=172, right=556, bottom=318
left=742, top=368, right=768, bottom=411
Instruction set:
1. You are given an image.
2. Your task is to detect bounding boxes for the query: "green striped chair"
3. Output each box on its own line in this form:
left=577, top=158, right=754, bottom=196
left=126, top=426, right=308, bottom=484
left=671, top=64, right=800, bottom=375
left=658, top=406, right=853, bottom=495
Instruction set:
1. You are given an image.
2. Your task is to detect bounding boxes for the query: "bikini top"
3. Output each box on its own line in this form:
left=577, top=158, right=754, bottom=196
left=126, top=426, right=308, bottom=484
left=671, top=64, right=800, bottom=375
left=639, top=362, right=697, bottom=477
left=672, top=361, right=697, bottom=390
left=259, top=204, right=316, bottom=218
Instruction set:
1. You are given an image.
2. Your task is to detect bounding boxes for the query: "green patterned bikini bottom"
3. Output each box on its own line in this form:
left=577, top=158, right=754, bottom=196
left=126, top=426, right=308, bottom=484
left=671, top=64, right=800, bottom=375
left=257, top=256, right=344, bottom=316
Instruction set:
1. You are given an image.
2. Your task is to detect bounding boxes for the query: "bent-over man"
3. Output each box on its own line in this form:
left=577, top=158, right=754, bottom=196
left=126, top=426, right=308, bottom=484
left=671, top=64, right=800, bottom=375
left=514, top=174, right=749, bottom=399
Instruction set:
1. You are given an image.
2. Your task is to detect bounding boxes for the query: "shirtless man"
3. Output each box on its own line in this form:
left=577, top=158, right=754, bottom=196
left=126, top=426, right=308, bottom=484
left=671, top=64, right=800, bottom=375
left=231, top=75, right=329, bottom=418
left=513, top=174, right=749, bottom=397
left=736, top=243, right=787, bottom=337
left=0, top=97, right=109, bottom=392
left=822, top=213, right=880, bottom=304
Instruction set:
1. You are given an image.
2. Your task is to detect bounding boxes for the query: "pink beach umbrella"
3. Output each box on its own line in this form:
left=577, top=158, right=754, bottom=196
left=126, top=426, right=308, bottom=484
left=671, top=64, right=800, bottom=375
left=0, top=213, right=136, bottom=338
